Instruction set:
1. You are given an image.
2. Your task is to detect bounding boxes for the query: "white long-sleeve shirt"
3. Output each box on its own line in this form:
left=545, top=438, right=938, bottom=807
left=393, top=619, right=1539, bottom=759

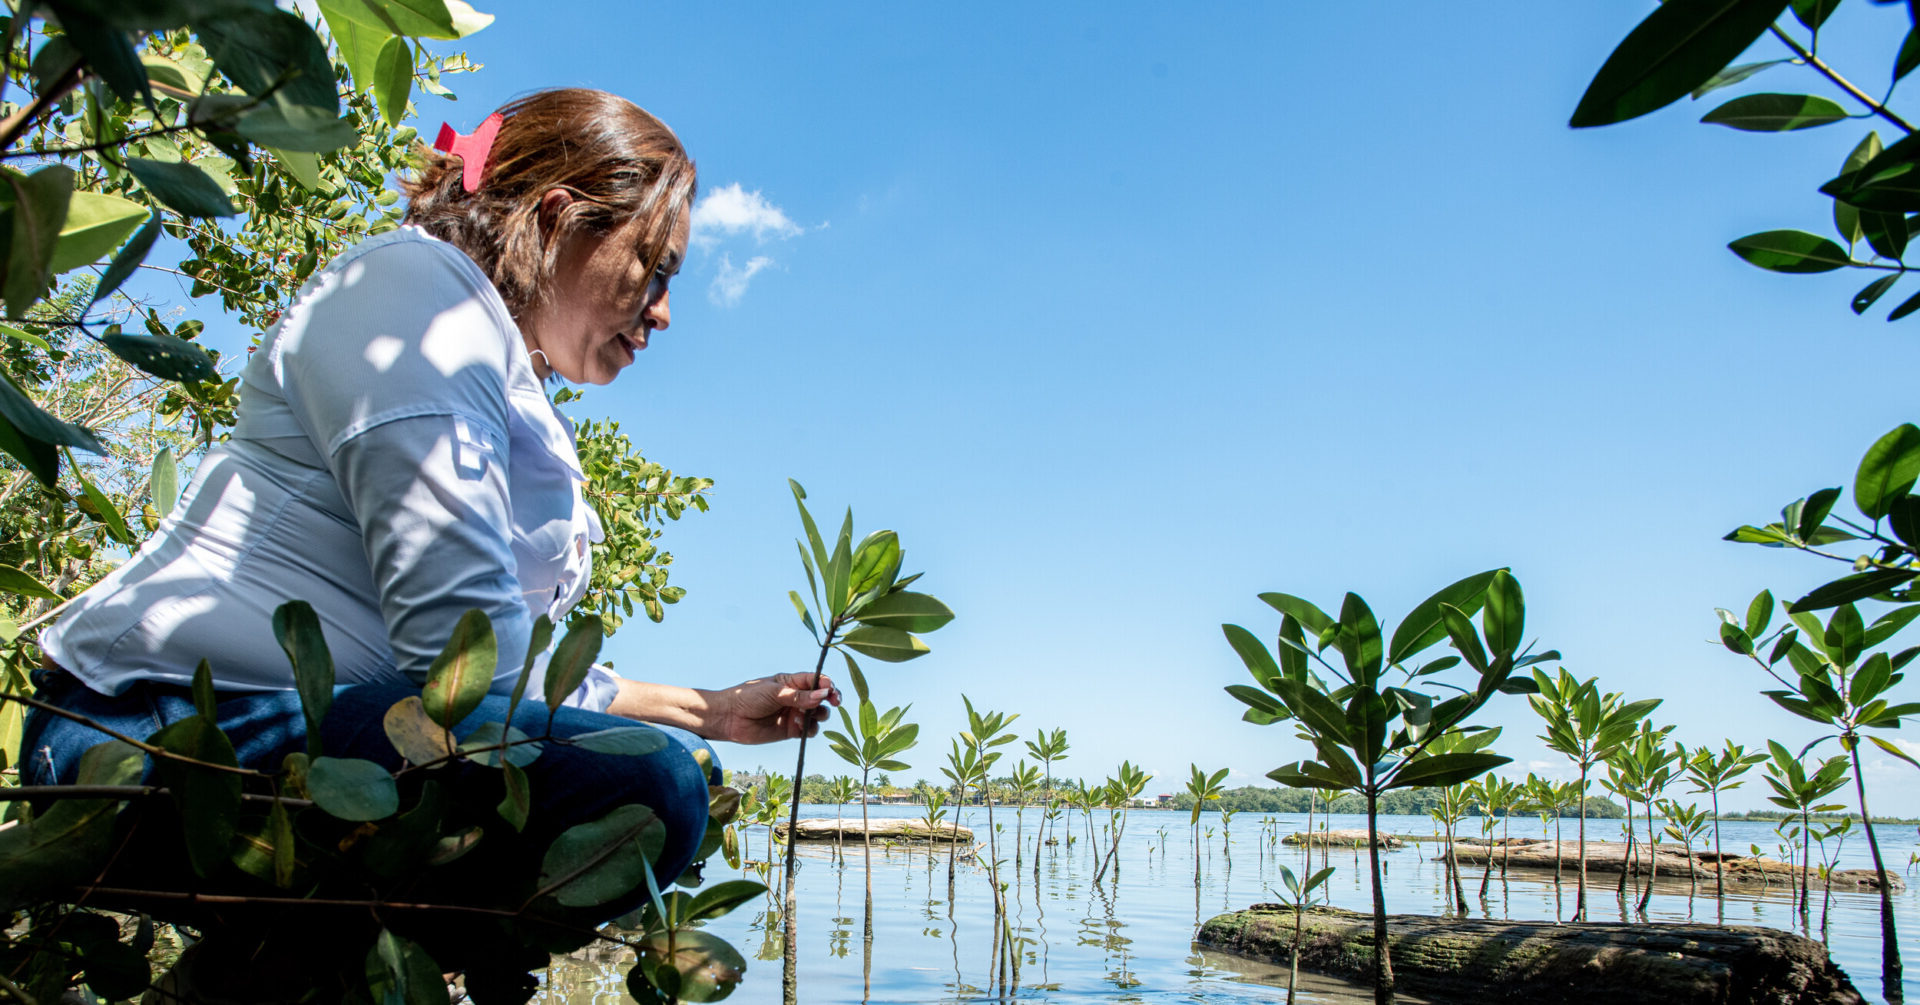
left=42, top=227, right=620, bottom=712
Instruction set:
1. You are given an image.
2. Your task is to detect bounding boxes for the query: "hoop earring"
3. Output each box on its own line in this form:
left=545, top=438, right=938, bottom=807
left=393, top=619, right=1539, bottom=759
left=528, top=348, right=550, bottom=369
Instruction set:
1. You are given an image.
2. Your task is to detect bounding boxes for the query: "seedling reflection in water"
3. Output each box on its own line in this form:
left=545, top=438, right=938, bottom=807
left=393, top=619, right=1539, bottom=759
left=779, top=479, right=953, bottom=1005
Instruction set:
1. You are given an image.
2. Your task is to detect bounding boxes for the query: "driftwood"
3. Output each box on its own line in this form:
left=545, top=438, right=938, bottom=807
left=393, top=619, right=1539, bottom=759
left=773, top=818, right=972, bottom=843
left=1197, top=905, right=1863, bottom=1005
left=1280, top=829, right=1404, bottom=848
left=1443, top=839, right=1901, bottom=891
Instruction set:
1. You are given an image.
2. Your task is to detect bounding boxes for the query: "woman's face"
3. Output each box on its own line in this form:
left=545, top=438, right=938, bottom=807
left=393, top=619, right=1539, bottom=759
left=523, top=193, right=690, bottom=385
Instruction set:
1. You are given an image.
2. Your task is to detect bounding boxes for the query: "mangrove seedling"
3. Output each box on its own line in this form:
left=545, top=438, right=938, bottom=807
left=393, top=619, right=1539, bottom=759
left=1682, top=739, right=1767, bottom=913
left=1222, top=569, right=1554, bottom=1005
left=1718, top=596, right=1920, bottom=983
left=1760, top=740, right=1850, bottom=916
left=1009, top=761, right=1041, bottom=868
left=1270, top=864, right=1336, bottom=1005
left=959, top=695, right=1019, bottom=917
left=780, top=479, right=953, bottom=1004
left=1660, top=798, right=1711, bottom=906
left=1184, top=765, right=1228, bottom=881
left=820, top=667, right=918, bottom=941
left=1024, top=727, right=1070, bottom=876
left=1529, top=668, right=1659, bottom=921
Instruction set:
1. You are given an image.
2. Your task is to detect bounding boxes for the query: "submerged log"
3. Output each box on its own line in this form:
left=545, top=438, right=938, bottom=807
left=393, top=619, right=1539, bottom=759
left=1444, top=839, right=1901, bottom=890
left=1280, top=829, right=1404, bottom=848
left=774, top=818, right=972, bottom=842
left=1197, top=905, right=1863, bottom=1005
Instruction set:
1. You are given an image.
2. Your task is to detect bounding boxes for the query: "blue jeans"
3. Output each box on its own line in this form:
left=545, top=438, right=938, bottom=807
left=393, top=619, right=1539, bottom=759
left=20, top=667, right=721, bottom=920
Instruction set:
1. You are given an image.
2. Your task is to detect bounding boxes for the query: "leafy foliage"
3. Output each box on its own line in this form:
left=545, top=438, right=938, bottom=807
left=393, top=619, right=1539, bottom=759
left=0, top=4, right=742, bottom=1002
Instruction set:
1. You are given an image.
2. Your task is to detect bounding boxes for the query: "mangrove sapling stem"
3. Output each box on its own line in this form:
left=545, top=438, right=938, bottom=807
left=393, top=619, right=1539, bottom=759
left=1712, top=788, right=1726, bottom=925
left=1637, top=796, right=1657, bottom=916
left=861, top=767, right=874, bottom=942
left=1846, top=740, right=1902, bottom=1001
left=783, top=622, right=839, bottom=1005
left=1766, top=24, right=1916, bottom=135
left=1617, top=799, right=1634, bottom=900
left=1576, top=764, right=1589, bottom=922
left=1801, top=805, right=1812, bottom=918
left=1478, top=820, right=1495, bottom=903
left=1365, top=787, right=1395, bottom=1005
left=1552, top=811, right=1563, bottom=922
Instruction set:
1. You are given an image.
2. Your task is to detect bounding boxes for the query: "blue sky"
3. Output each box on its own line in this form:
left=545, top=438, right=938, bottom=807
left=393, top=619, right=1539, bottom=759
left=200, top=3, right=1920, bottom=814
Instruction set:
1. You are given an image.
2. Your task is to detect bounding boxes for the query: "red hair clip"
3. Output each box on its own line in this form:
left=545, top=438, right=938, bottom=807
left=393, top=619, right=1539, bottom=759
left=433, top=112, right=503, bottom=194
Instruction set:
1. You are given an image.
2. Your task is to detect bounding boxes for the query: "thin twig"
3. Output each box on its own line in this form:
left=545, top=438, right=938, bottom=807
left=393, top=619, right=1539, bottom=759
left=0, top=785, right=313, bottom=808
left=1770, top=25, right=1915, bottom=134
left=0, top=692, right=272, bottom=779
left=0, top=55, right=84, bottom=151
left=0, top=970, right=39, bottom=1005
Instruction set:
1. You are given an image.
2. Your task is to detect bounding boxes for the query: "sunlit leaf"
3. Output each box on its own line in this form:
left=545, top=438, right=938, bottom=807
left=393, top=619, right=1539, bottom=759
left=1701, top=92, right=1848, bottom=131
left=422, top=609, right=495, bottom=728
left=1727, top=230, right=1853, bottom=273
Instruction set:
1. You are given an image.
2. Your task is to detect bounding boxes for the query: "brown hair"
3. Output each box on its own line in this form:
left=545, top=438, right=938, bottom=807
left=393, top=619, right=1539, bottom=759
left=401, top=88, right=696, bottom=317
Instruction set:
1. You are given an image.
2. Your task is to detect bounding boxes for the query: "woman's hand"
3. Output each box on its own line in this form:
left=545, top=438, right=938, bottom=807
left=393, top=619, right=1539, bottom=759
left=699, top=673, right=841, bottom=745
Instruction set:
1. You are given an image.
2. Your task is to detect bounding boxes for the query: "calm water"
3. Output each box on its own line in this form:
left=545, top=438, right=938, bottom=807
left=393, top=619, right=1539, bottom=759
left=536, top=806, right=1920, bottom=1004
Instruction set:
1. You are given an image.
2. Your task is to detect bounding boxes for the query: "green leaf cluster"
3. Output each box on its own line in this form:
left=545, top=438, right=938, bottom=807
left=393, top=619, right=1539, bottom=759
left=1574, top=2, right=1920, bottom=320
left=0, top=601, right=761, bottom=1004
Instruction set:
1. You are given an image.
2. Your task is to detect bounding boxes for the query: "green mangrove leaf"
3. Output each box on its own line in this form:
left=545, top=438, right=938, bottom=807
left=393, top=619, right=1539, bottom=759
left=459, top=721, right=542, bottom=767
left=1855, top=423, right=1920, bottom=521
left=0, top=562, right=59, bottom=600
left=1788, top=568, right=1916, bottom=611
left=539, top=802, right=666, bottom=907
left=151, top=446, right=178, bottom=517
left=498, top=760, right=530, bottom=831
left=1, top=164, right=73, bottom=317
left=840, top=625, right=930, bottom=662
left=636, top=929, right=747, bottom=1003
left=150, top=714, right=241, bottom=877
left=423, top=608, right=495, bottom=728
left=125, top=158, right=236, bottom=217
left=1390, top=751, right=1512, bottom=790
left=90, top=211, right=162, bottom=306
left=273, top=600, right=334, bottom=758
left=1700, top=92, right=1848, bottom=131
left=1854, top=274, right=1901, bottom=314
left=383, top=695, right=456, bottom=765
left=546, top=614, right=604, bottom=709
left=49, top=190, right=146, bottom=274
left=568, top=725, right=670, bottom=756
left=100, top=333, right=218, bottom=383
left=1387, top=569, right=1498, bottom=665
left=308, top=756, right=399, bottom=821
left=365, top=928, right=446, bottom=1005
left=850, top=590, right=954, bottom=633
left=372, top=35, right=412, bottom=127
left=1571, top=0, right=1791, bottom=128
left=1728, top=230, right=1853, bottom=273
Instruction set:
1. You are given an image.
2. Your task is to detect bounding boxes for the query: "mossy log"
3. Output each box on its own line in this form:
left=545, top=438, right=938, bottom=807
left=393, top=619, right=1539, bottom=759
left=1281, top=829, right=1404, bottom=848
left=1196, top=905, right=1862, bottom=1005
left=1444, top=839, right=1901, bottom=890
left=774, top=818, right=972, bottom=842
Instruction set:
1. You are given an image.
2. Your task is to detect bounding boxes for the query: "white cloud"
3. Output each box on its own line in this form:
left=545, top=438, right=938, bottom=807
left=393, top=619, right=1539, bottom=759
left=692, top=184, right=802, bottom=248
left=709, top=254, right=774, bottom=307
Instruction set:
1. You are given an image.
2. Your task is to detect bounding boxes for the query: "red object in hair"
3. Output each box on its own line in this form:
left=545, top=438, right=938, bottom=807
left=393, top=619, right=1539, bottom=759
left=433, top=113, right=504, bottom=193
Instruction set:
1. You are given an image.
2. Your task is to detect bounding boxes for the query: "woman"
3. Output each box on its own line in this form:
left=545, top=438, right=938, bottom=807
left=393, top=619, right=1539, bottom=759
left=21, top=89, right=832, bottom=898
